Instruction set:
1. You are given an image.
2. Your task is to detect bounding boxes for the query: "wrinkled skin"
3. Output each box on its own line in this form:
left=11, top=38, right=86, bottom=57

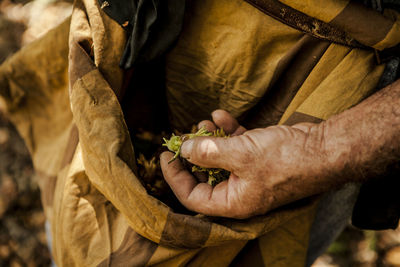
left=161, top=79, right=400, bottom=219
left=161, top=110, right=330, bottom=218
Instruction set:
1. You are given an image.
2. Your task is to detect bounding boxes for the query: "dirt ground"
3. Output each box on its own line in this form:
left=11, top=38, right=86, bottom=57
left=0, top=1, right=399, bottom=266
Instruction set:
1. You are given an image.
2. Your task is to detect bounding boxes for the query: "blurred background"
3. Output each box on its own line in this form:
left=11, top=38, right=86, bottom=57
left=0, top=0, right=398, bottom=266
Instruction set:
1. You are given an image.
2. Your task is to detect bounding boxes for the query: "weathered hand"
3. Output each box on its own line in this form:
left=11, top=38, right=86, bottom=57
left=160, top=78, right=400, bottom=220
left=161, top=110, right=335, bottom=218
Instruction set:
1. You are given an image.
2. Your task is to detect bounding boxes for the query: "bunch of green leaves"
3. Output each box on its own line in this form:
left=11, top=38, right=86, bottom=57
left=163, top=127, right=230, bottom=186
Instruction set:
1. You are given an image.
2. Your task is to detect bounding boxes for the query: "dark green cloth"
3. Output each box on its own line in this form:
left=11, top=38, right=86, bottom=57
left=98, top=0, right=185, bottom=68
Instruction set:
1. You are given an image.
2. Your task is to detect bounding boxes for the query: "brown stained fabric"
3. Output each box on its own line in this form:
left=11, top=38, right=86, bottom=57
left=185, top=240, right=247, bottom=266
left=60, top=125, right=79, bottom=169
left=245, top=35, right=330, bottom=128
left=330, top=1, right=394, bottom=47
left=97, top=227, right=158, bottom=267
left=283, top=112, right=323, bottom=126
left=243, top=0, right=362, bottom=48
left=68, top=0, right=96, bottom=88
left=69, top=42, right=96, bottom=88
left=231, top=239, right=264, bottom=267
left=160, top=212, right=212, bottom=249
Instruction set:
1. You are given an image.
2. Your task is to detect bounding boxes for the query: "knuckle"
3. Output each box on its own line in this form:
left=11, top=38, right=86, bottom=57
left=198, top=147, right=209, bottom=160
left=197, top=139, right=218, bottom=159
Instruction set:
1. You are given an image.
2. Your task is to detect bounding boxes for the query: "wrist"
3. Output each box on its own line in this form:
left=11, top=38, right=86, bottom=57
left=321, top=79, right=400, bottom=182
left=295, top=121, right=355, bottom=190
left=320, top=118, right=357, bottom=181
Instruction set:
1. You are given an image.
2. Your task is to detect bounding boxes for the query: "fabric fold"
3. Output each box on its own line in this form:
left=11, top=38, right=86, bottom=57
left=98, top=0, right=185, bottom=68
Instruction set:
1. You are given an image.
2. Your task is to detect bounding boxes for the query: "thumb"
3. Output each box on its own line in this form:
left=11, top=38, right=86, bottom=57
left=181, top=136, right=242, bottom=170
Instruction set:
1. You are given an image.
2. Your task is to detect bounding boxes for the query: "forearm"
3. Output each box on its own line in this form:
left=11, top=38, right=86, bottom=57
left=323, top=78, right=400, bottom=182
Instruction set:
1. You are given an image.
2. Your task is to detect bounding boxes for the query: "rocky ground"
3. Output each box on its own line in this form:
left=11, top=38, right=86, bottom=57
left=0, top=0, right=399, bottom=266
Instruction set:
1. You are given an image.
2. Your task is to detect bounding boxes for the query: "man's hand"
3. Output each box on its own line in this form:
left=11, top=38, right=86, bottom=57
left=161, top=79, right=400, bottom=219
left=160, top=110, right=333, bottom=219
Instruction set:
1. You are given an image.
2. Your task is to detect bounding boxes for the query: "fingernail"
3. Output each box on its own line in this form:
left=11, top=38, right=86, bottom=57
left=181, top=139, right=193, bottom=158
